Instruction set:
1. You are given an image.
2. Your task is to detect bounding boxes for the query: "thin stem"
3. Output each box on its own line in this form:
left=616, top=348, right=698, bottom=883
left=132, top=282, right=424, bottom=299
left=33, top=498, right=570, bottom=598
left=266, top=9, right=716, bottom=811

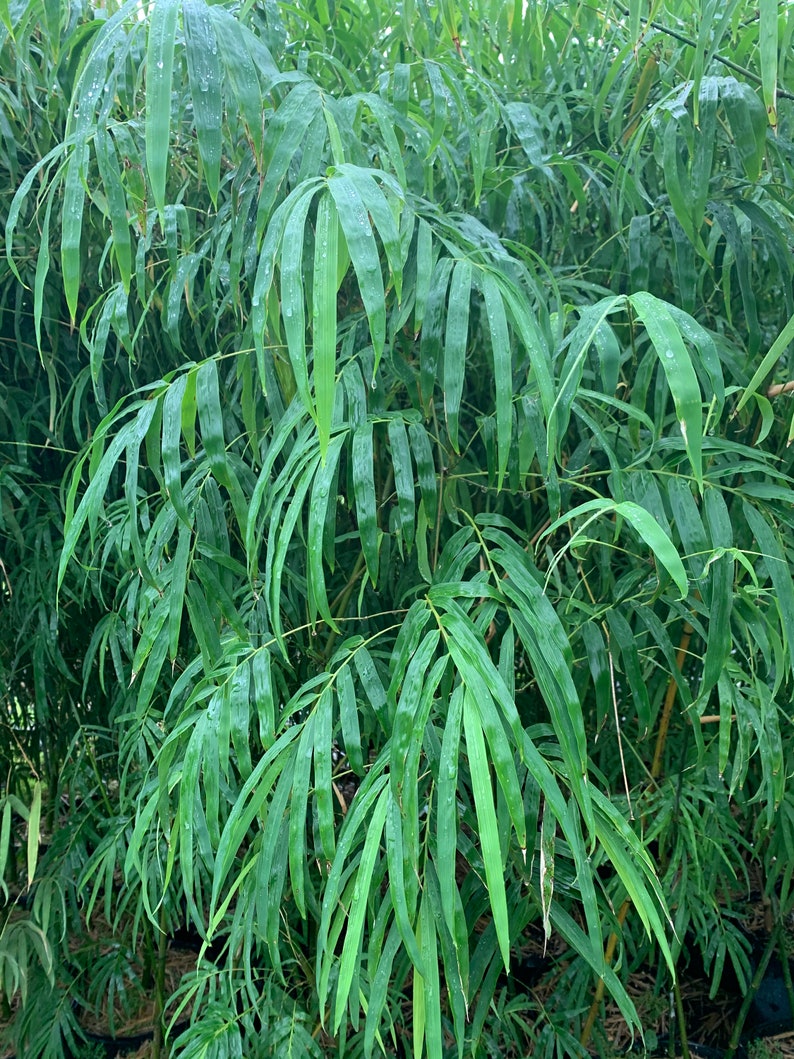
left=673, top=977, right=691, bottom=1059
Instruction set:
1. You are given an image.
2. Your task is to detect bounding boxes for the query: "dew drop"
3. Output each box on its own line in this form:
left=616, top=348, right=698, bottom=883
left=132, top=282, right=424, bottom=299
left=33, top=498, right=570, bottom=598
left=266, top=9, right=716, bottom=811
left=156, top=60, right=164, bottom=70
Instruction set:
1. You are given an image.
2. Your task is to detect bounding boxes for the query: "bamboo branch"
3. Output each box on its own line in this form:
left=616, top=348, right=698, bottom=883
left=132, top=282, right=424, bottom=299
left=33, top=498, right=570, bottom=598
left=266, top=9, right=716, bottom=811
left=767, top=380, right=794, bottom=398
left=610, top=0, right=794, bottom=101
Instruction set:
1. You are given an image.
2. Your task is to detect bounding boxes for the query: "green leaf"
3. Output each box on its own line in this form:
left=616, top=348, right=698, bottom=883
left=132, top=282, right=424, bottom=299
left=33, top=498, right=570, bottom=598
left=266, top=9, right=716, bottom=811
left=629, top=292, right=704, bottom=491
left=329, top=171, right=386, bottom=369
left=61, top=144, right=88, bottom=325
left=314, top=685, right=336, bottom=863
left=743, top=501, right=794, bottom=676
left=162, top=373, right=193, bottom=528
left=388, top=416, right=416, bottom=549
left=443, top=258, right=472, bottom=452
left=436, top=684, right=463, bottom=944
left=312, top=192, right=339, bottom=458
left=184, top=0, right=223, bottom=206
left=59, top=400, right=158, bottom=592
left=26, top=782, right=42, bottom=890
left=417, top=888, right=443, bottom=1059
left=94, top=128, right=132, bottom=293
left=700, top=489, right=733, bottom=696
left=352, top=420, right=379, bottom=586
left=480, top=272, right=513, bottom=489
left=145, top=0, right=179, bottom=219
left=281, top=188, right=318, bottom=418
left=720, top=77, right=767, bottom=182
left=463, top=690, right=510, bottom=970
left=333, top=786, right=388, bottom=1032
left=308, top=432, right=345, bottom=630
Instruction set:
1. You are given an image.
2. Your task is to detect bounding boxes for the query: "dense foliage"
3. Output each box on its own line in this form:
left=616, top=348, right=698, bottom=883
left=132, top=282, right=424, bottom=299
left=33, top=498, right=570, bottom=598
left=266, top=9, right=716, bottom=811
left=1, top=0, right=794, bottom=1055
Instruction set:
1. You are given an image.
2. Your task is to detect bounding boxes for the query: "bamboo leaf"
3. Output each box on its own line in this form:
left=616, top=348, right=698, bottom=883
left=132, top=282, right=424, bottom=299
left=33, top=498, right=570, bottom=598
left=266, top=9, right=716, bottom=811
left=480, top=272, right=513, bottom=489
left=333, top=786, right=388, bottom=1033
left=312, top=192, right=339, bottom=458
left=436, top=684, right=463, bottom=935
left=61, top=144, right=88, bottom=325
left=743, top=501, right=794, bottom=676
left=281, top=189, right=317, bottom=418
left=417, top=889, right=443, bottom=1059
left=308, top=432, right=345, bottom=630
left=629, top=292, right=704, bottom=491
left=94, top=128, right=132, bottom=293
left=721, top=77, right=767, bottom=182
left=352, top=420, right=379, bottom=585
left=463, top=690, right=510, bottom=970
left=184, top=0, right=223, bottom=206
left=388, top=416, right=416, bottom=549
left=314, top=685, right=335, bottom=863
left=443, top=258, right=472, bottom=453
left=26, top=782, right=42, bottom=890
left=145, top=0, right=179, bottom=219
left=329, top=172, right=386, bottom=368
